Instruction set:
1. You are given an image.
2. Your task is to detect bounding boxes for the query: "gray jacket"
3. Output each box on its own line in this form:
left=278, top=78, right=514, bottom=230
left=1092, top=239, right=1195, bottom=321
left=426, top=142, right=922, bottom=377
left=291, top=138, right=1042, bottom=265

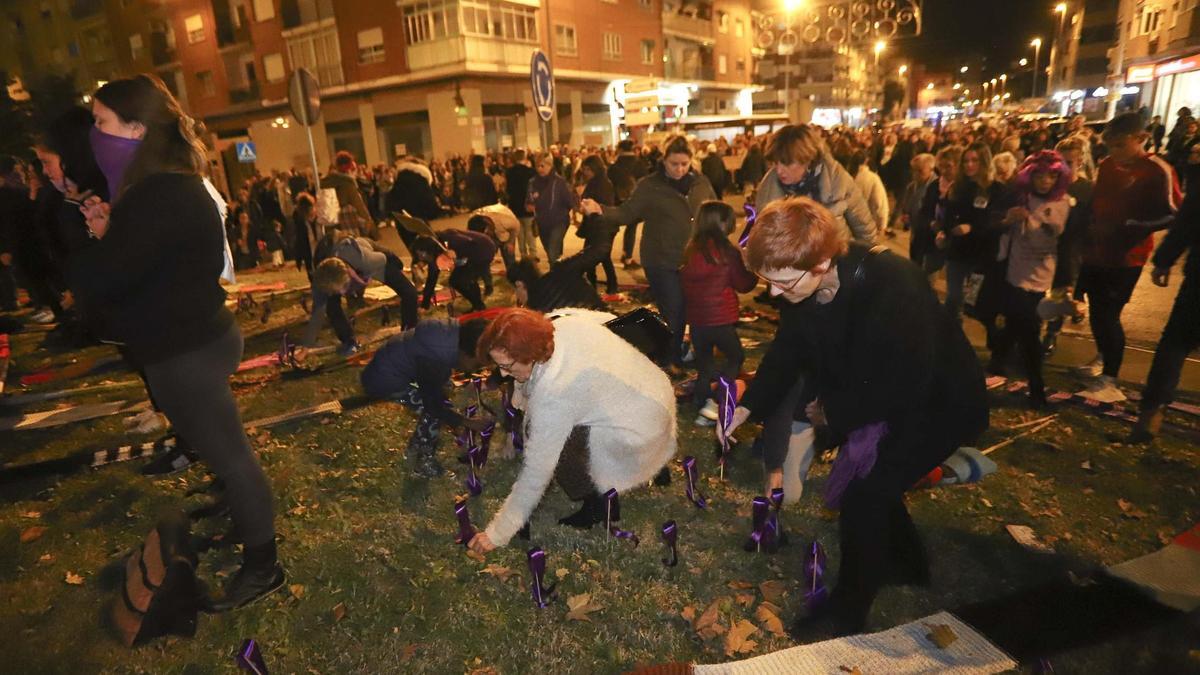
left=600, top=170, right=716, bottom=269
left=754, top=155, right=878, bottom=244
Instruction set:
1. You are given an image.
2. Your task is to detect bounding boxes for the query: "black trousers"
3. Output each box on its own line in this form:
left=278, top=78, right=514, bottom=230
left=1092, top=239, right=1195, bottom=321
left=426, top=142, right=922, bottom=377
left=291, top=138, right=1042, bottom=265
left=448, top=260, right=488, bottom=311
left=690, top=323, right=744, bottom=406
left=143, top=323, right=275, bottom=548
left=621, top=222, right=639, bottom=260
left=382, top=253, right=419, bottom=329
left=1142, top=273, right=1200, bottom=409
left=761, top=377, right=808, bottom=471
left=584, top=239, right=618, bottom=294
left=552, top=425, right=593, bottom=500
left=1079, top=265, right=1143, bottom=378
left=990, top=281, right=1047, bottom=396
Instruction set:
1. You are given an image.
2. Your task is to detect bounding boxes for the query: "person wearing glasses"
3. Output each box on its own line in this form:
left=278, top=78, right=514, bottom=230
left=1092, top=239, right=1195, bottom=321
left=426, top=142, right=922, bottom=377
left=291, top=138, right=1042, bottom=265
left=719, top=197, right=987, bottom=640
left=359, top=317, right=493, bottom=478
left=466, top=307, right=676, bottom=555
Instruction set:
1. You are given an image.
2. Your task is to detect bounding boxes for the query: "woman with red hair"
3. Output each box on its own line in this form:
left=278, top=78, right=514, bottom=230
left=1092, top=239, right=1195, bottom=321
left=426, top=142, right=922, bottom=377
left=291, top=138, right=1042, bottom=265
left=467, top=308, right=676, bottom=553
left=721, top=196, right=988, bottom=639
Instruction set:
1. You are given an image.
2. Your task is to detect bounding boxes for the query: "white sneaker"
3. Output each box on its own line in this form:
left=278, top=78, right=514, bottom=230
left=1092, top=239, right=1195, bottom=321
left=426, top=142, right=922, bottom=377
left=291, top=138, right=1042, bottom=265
left=133, top=412, right=169, bottom=434
left=29, top=309, right=55, bottom=324
left=698, top=398, right=719, bottom=421
left=1076, top=376, right=1127, bottom=404
left=1072, top=355, right=1104, bottom=378
left=693, top=414, right=716, bottom=427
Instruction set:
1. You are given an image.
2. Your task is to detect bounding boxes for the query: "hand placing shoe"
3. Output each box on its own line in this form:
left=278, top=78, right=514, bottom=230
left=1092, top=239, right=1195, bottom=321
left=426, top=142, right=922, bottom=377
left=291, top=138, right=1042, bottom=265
left=715, top=405, right=751, bottom=445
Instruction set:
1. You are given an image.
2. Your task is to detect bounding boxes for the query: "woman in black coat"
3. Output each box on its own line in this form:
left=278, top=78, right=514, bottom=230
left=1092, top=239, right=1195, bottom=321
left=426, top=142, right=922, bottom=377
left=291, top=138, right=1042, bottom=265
left=463, top=154, right=498, bottom=211
left=571, top=155, right=620, bottom=294
left=722, top=197, right=988, bottom=638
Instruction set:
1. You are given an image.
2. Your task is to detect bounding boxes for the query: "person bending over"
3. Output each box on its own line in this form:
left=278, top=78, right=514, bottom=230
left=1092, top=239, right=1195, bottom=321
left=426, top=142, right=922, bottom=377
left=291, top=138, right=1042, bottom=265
left=411, top=228, right=497, bottom=312
left=302, top=231, right=419, bottom=351
left=467, top=308, right=675, bottom=554
left=360, top=317, right=492, bottom=477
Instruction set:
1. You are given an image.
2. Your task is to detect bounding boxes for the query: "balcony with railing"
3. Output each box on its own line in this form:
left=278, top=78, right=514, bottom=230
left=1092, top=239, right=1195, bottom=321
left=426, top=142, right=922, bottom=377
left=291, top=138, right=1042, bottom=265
left=662, top=0, right=713, bottom=42
left=401, top=0, right=540, bottom=71
left=215, top=3, right=254, bottom=48
left=282, top=0, right=336, bottom=31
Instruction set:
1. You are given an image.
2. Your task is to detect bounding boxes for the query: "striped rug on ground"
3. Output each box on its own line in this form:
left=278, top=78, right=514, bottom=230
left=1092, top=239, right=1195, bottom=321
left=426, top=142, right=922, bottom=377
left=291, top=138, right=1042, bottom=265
left=692, top=611, right=1015, bottom=675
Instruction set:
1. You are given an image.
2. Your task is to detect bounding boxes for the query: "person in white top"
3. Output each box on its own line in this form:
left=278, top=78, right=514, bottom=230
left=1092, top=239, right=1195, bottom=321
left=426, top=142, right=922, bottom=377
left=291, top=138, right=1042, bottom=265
left=467, top=308, right=676, bottom=553
left=850, top=149, right=889, bottom=237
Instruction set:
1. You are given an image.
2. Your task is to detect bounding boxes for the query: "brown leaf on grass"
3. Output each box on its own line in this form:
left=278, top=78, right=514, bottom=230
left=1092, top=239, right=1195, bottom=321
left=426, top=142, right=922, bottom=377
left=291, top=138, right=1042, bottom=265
left=331, top=601, right=347, bottom=622
left=289, top=584, right=306, bottom=599
left=726, top=580, right=754, bottom=590
left=479, top=565, right=519, bottom=584
left=1117, top=498, right=1147, bottom=519
left=980, top=497, right=994, bottom=508
left=754, top=605, right=786, bottom=637
left=735, top=593, right=755, bottom=607
left=64, top=571, right=84, bottom=585
left=565, top=593, right=603, bottom=622
left=695, top=600, right=727, bottom=640
left=1159, top=528, right=1177, bottom=546
left=555, top=567, right=570, bottom=579
left=839, top=667, right=863, bottom=675
left=400, top=643, right=422, bottom=662
left=20, top=526, right=46, bottom=543
left=37, top=554, right=54, bottom=565
left=724, top=619, right=759, bottom=656
left=925, top=623, right=958, bottom=649
left=1080, top=460, right=1092, bottom=471
left=759, top=580, right=787, bottom=604
left=20, top=511, right=41, bottom=519
left=758, top=601, right=782, bottom=615
left=681, top=606, right=697, bottom=623
left=465, top=549, right=486, bottom=563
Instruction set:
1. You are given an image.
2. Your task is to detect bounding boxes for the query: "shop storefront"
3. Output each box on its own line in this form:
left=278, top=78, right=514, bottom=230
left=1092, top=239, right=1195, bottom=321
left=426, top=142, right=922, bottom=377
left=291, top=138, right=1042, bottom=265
left=1127, top=51, right=1200, bottom=132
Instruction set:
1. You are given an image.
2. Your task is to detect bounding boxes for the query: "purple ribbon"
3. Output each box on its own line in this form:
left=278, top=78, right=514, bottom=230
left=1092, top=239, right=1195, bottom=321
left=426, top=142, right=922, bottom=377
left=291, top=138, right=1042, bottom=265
left=768, top=487, right=786, bottom=549
left=235, top=638, right=268, bottom=674
left=502, top=386, right=525, bottom=453
left=527, top=547, right=555, bottom=608
left=682, top=456, right=707, bottom=509
left=744, top=496, right=770, bottom=552
left=825, top=422, right=888, bottom=510
left=603, top=489, right=639, bottom=547
left=465, top=446, right=483, bottom=495
left=454, top=497, right=476, bottom=546
left=714, top=376, right=736, bottom=472
left=466, top=404, right=479, bottom=419
left=803, top=540, right=828, bottom=611
left=737, top=203, right=757, bottom=248
left=661, top=520, right=678, bottom=567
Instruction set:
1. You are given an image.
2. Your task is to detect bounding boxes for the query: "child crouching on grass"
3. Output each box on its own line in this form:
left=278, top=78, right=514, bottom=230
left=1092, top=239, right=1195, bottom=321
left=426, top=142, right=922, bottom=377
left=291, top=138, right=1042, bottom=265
left=680, top=201, right=758, bottom=425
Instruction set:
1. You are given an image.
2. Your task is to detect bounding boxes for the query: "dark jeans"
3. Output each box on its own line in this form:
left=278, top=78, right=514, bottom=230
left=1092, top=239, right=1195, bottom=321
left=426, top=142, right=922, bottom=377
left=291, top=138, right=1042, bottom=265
left=584, top=239, right=618, bottom=294
left=0, top=262, right=16, bottom=310
left=943, top=259, right=973, bottom=320
left=643, top=265, right=686, bottom=364
left=382, top=253, right=419, bottom=329
left=553, top=425, right=593, bottom=500
left=449, top=260, right=489, bottom=311
left=990, top=281, right=1047, bottom=397
left=1142, top=274, right=1200, bottom=410
left=762, top=377, right=808, bottom=471
left=362, top=378, right=441, bottom=449
left=1079, top=265, right=1143, bottom=378
left=539, top=223, right=567, bottom=264
left=143, top=323, right=275, bottom=548
left=621, top=222, right=639, bottom=260
left=690, top=324, right=744, bottom=406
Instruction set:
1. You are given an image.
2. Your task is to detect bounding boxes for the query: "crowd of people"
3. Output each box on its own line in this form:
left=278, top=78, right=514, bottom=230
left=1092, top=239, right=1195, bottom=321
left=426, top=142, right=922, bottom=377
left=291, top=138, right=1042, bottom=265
left=1, top=69, right=1196, bottom=644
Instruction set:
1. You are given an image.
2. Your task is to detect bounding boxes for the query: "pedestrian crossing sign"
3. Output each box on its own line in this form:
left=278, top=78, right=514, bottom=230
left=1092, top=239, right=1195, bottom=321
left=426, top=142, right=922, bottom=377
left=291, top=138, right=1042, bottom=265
left=236, top=141, right=257, bottom=163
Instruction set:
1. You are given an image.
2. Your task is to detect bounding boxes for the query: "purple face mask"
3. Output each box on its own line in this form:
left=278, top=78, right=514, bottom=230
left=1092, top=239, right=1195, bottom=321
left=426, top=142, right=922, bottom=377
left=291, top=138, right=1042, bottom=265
left=89, top=126, right=141, bottom=193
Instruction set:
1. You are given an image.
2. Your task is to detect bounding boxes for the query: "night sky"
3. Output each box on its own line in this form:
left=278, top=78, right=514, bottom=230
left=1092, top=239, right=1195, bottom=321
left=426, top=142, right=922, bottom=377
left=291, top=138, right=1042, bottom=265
left=895, top=0, right=1069, bottom=84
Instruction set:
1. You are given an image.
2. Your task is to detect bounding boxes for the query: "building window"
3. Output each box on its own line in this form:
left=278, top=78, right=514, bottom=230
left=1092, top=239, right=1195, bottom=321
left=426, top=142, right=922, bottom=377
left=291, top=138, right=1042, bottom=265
left=196, top=70, right=215, bottom=96
left=735, top=17, right=744, bottom=37
left=1136, top=5, right=1162, bottom=35
left=460, top=0, right=537, bottom=42
left=357, top=27, right=385, bottom=63
left=718, top=53, right=727, bottom=74
left=603, top=32, right=621, bottom=60
left=555, top=23, right=577, bottom=56
left=263, top=52, right=285, bottom=81
left=253, top=0, right=275, bottom=20
left=717, top=10, right=728, bottom=33
left=736, top=56, right=745, bottom=72
left=185, top=14, right=205, bottom=43
left=641, top=39, right=654, bottom=65
left=129, top=34, right=144, bottom=61
left=400, top=0, right=459, bottom=44
left=286, top=25, right=343, bottom=87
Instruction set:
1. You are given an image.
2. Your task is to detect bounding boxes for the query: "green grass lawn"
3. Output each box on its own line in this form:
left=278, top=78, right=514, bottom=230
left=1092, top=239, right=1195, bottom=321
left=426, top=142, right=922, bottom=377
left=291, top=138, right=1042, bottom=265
left=1, top=275, right=1197, bottom=674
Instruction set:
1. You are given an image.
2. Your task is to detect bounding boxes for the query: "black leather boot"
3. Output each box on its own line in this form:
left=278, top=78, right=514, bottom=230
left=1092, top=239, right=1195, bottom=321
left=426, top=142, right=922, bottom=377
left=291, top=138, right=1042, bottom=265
left=558, top=492, right=607, bottom=528
left=207, top=540, right=285, bottom=613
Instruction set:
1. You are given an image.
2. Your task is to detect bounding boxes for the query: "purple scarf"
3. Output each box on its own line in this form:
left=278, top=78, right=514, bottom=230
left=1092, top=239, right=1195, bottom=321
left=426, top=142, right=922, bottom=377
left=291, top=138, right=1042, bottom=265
left=90, top=127, right=141, bottom=194
left=824, top=421, right=888, bottom=509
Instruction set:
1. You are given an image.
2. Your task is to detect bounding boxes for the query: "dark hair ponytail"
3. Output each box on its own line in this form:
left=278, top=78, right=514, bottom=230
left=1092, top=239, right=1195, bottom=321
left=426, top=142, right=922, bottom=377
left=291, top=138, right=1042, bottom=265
left=687, top=200, right=738, bottom=265
left=93, top=74, right=207, bottom=198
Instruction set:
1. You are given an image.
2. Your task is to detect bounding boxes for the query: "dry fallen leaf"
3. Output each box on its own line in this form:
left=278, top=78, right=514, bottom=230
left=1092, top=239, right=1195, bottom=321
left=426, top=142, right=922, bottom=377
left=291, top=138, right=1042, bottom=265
left=465, top=549, right=486, bottom=563
left=20, top=511, right=41, bottom=519
left=758, top=601, right=782, bottom=615
left=735, top=593, right=755, bottom=607
left=1080, top=460, right=1092, bottom=471
left=926, top=623, right=958, bottom=649
left=694, top=600, right=726, bottom=640
left=555, top=568, right=570, bottom=579
left=20, top=526, right=47, bottom=544
left=331, top=601, right=347, bottom=622
left=724, top=619, right=759, bottom=656
left=565, top=593, right=603, bottom=622
left=400, top=643, right=422, bottom=662
left=755, top=604, right=786, bottom=637
left=289, top=584, right=306, bottom=599
left=480, top=565, right=519, bottom=584
left=726, top=580, right=754, bottom=590
left=681, top=605, right=697, bottom=623
left=980, top=498, right=993, bottom=509
left=1117, top=498, right=1147, bottom=520
left=64, top=571, right=84, bottom=585
left=759, top=580, right=787, bottom=604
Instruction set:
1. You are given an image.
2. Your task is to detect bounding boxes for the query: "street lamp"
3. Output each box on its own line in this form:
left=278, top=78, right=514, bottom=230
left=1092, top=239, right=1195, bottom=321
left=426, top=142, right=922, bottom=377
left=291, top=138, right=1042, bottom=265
left=874, top=40, right=886, bottom=65
left=952, top=82, right=961, bottom=90
left=1000, top=73, right=1007, bottom=99
left=960, top=65, right=969, bottom=74
left=1019, top=57, right=1028, bottom=67
left=1030, top=38, right=1043, bottom=97
left=898, top=64, right=908, bottom=77
left=1049, top=3, right=1067, bottom=93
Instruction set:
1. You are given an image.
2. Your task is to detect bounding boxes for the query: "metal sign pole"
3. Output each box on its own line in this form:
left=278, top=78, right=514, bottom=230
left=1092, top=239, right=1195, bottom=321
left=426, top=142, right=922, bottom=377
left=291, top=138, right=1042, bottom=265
left=306, top=126, right=321, bottom=193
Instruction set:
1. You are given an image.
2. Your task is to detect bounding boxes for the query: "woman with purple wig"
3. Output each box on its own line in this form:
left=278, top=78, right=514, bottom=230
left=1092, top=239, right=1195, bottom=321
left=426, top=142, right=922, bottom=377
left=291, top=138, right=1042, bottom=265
left=988, top=151, right=1073, bottom=407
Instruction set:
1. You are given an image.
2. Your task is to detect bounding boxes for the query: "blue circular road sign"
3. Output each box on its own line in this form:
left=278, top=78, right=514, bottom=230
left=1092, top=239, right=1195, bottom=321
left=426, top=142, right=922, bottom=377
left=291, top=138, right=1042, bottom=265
left=530, top=50, right=554, bottom=122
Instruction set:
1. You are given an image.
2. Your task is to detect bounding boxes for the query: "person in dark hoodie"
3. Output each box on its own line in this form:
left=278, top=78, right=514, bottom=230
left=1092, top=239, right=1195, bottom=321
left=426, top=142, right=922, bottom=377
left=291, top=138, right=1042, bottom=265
left=303, top=230, right=420, bottom=350
left=386, top=158, right=442, bottom=225
left=411, top=228, right=497, bottom=312
left=507, top=258, right=607, bottom=313
left=463, top=154, right=498, bottom=211
left=360, top=317, right=493, bottom=477
left=528, top=152, right=576, bottom=264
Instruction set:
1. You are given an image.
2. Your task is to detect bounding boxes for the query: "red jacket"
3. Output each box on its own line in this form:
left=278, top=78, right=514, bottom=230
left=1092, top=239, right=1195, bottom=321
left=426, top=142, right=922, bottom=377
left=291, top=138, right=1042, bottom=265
left=681, top=242, right=758, bottom=327
left=1085, top=154, right=1181, bottom=268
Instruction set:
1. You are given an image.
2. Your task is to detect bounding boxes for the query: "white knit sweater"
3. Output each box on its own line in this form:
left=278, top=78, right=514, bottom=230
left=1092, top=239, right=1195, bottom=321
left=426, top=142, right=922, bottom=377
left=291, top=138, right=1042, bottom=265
left=483, top=310, right=678, bottom=546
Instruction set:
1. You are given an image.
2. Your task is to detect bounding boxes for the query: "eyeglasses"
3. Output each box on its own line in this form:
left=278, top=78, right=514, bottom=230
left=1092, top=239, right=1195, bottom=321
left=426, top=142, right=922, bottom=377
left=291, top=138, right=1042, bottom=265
left=494, top=358, right=516, bottom=374
left=755, top=270, right=809, bottom=292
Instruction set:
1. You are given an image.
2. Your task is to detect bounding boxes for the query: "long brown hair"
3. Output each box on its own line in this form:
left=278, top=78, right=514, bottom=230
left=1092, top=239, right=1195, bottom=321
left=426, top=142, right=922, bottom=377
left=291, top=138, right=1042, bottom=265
left=93, top=74, right=207, bottom=198
left=686, top=200, right=739, bottom=265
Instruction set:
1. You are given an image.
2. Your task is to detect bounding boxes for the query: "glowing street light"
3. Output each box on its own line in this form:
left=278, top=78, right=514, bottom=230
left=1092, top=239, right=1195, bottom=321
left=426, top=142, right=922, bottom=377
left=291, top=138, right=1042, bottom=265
left=926, top=82, right=934, bottom=90
left=873, top=40, right=886, bottom=66
left=1031, top=37, right=1043, bottom=97
left=1020, top=58, right=1029, bottom=67
left=953, top=82, right=961, bottom=90
left=898, top=64, right=908, bottom=77
left=784, top=0, right=803, bottom=12
left=960, top=65, right=969, bottom=73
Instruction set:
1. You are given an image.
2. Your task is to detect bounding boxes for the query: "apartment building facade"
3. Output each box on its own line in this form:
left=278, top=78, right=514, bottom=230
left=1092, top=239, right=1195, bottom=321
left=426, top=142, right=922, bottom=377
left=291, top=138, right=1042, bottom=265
left=2, top=0, right=758, bottom=177
left=1111, top=0, right=1200, bottom=129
